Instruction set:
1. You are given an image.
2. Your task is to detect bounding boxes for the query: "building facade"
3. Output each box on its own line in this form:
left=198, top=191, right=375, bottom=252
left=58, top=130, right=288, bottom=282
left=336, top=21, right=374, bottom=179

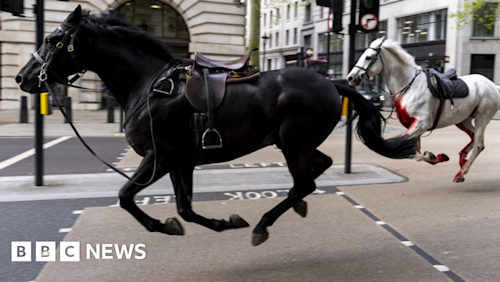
left=0, top=0, right=246, bottom=109
left=260, top=0, right=500, bottom=85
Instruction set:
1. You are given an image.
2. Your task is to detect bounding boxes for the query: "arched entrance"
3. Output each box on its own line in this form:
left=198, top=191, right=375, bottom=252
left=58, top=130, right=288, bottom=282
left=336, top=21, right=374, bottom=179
left=115, top=0, right=190, bottom=57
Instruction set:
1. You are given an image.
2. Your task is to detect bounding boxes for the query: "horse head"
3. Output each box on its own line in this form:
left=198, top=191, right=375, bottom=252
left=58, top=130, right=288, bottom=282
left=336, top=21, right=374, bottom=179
left=347, top=36, right=386, bottom=86
left=16, top=6, right=86, bottom=94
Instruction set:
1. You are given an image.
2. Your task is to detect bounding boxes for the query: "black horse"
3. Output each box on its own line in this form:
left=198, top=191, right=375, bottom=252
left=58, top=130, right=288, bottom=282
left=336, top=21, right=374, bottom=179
left=16, top=6, right=416, bottom=246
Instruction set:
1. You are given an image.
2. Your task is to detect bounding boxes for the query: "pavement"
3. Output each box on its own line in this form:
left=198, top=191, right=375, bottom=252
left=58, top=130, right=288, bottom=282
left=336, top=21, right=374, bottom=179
left=1, top=108, right=500, bottom=281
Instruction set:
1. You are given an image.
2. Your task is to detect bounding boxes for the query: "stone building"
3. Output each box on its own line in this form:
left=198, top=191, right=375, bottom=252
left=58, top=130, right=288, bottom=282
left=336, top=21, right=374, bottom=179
left=0, top=0, right=246, bottom=109
left=260, top=0, right=500, bottom=84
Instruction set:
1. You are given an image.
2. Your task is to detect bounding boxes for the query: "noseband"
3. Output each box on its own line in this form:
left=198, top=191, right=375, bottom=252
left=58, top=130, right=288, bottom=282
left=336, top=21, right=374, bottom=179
left=352, top=37, right=386, bottom=75
left=34, top=23, right=85, bottom=87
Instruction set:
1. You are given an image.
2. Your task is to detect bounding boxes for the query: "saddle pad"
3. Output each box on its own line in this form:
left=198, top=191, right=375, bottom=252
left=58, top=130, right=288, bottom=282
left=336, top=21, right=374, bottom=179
left=452, top=78, right=469, bottom=98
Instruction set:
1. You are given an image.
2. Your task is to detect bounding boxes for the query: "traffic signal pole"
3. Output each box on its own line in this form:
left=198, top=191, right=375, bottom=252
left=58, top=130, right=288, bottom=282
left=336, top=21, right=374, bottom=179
left=34, top=0, right=44, bottom=186
left=344, top=0, right=357, bottom=174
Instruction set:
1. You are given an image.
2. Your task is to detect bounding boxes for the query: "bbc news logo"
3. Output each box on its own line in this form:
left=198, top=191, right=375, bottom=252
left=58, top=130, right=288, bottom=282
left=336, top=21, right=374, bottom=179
left=11, top=241, right=146, bottom=262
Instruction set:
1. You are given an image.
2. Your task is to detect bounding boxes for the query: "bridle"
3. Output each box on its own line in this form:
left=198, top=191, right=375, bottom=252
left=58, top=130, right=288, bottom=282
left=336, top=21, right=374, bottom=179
left=33, top=21, right=158, bottom=186
left=352, top=36, right=386, bottom=77
left=34, top=23, right=86, bottom=88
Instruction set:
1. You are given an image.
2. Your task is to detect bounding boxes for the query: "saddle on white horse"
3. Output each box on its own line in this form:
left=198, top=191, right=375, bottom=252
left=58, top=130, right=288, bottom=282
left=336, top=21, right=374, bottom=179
left=426, top=68, right=469, bottom=101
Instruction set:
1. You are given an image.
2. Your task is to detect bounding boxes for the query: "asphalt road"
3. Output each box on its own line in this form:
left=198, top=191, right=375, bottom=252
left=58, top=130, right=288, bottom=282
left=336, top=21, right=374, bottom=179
left=0, top=136, right=129, bottom=176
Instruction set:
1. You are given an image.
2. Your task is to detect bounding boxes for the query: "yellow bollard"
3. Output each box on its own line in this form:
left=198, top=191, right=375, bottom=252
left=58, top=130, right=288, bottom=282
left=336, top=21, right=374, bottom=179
left=341, top=97, right=349, bottom=116
left=40, top=92, right=50, bottom=115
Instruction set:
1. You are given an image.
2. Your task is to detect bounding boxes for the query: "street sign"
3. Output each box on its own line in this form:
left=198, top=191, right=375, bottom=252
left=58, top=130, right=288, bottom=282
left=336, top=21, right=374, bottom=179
left=359, top=0, right=379, bottom=33
left=360, top=13, right=378, bottom=32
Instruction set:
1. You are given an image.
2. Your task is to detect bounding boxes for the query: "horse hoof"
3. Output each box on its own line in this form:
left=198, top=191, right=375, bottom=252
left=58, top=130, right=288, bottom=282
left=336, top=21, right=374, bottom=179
left=251, top=230, right=269, bottom=246
left=293, top=200, right=307, bottom=218
left=439, top=154, right=449, bottom=162
left=230, top=214, right=250, bottom=229
left=453, top=175, right=465, bottom=183
left=165, top=217, right=185, bottom=235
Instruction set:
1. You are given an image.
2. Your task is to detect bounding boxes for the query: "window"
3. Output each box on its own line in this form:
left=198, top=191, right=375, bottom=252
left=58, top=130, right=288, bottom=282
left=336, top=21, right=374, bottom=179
left=286, top=4, right=291, bottom=21
left=263, top=13, right=267, bottom=27
left=294, top=2, right=298, bottom=19
left=397, top=9, right=447, bottom=44
left=305, top=5, right=312, bottom=22
left=471, top=54, right=495, bottom=80
left=286, top=30, right=290, bottom=45
left=275, top=31, right=279, bottom=47
left=472, top=2, right=498, bottom=37
left=304, top=35, right=312, bottom=49
left=318, top=33, right=343, bottom=53
left=269, top=34, right=273, bottom=48
left=356, top=20, right=388, bottom=49
left=293, top=28, right=298, bottom=44
left=270, top=11, right=273, bottom=26
left=117, top=0, right=188, bottom=40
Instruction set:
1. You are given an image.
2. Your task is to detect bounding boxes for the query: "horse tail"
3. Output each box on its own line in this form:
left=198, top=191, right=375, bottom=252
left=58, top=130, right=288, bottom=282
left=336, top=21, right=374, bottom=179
left=334, top=83, right=417, bottom=159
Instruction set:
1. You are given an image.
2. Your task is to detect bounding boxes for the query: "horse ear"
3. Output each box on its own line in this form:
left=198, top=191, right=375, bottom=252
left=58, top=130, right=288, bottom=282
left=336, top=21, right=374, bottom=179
left=67, top=5, right=82, bottom=25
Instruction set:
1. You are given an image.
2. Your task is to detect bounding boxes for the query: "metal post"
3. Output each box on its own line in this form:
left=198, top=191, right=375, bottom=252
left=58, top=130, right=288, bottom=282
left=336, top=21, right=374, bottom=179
left=345, top=0, right=357, bottom=174
left=20, top=96, right=28, bottom=123
left=64, top=96, right=72, bottom=123
left=34, top=0, right=44, bottom=186
left=107, top=96, right=115, bottom=123
left=120, top=108, right=124, bottom=133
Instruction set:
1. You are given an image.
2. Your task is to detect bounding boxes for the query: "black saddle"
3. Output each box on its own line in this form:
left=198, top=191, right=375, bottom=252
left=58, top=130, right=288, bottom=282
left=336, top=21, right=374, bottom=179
left=426, top=68, right=469, bottom=101
left=185, top=49, right=260, bottom=149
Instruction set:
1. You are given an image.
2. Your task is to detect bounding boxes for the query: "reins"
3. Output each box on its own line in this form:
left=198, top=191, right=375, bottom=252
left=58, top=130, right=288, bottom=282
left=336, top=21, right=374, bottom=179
left=35, top=22, right=158, bottom=186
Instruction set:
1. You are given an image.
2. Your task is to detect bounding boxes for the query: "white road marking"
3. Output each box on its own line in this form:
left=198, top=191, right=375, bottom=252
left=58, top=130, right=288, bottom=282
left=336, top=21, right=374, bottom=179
left=58, top=228, right=72, bottom=233
left=0, top=136, right=72, bottom=171
left=433, top=265, right=451, bottom=272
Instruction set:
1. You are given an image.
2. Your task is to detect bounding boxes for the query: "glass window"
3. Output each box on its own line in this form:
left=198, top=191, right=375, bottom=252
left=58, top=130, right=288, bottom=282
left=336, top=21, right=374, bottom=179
left=305, top=5, right=312, bottom=22
left=471, top=54, right=495, bottom=80
left=472, top=2, right=497, bottom=37
left=397, top=9, right=447, bottom=44
left=304, top=35, right=312, bottom=49
left=318, top=33, right=343, bottom=53
left=116, top=0, right=188, bottom=40
left=355, top=20, right=388, bottom=49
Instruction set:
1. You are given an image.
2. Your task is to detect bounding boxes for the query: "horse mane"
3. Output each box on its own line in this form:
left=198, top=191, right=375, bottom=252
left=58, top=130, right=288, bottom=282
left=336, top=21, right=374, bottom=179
left=79, top=10, right=181, bottom=65
left=380, top=39, right=421, bottom=70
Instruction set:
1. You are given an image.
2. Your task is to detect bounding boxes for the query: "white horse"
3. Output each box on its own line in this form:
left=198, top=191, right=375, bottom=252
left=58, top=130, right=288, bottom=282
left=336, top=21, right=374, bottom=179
left=347, top=37, right=500, bottom=182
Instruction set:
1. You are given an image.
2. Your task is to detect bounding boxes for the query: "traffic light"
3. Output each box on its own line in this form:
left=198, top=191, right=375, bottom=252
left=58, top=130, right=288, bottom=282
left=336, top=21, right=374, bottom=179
left=316, top=0, right=343, bottom=33
left=0, top=0, right=24, bottom=15
left=332, top=0, right=343, bottom=33
left=359, top=0, right=379, bottom=33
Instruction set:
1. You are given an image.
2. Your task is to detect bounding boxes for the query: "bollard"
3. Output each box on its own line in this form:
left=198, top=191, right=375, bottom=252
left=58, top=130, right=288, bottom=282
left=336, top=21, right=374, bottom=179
left=64, top=96, right=72, bottom=123
left=107, top=96, right=115, bottom=123
left=20, top=96, right=28, bottom=123
left=120, top=108, right=124, bottom=133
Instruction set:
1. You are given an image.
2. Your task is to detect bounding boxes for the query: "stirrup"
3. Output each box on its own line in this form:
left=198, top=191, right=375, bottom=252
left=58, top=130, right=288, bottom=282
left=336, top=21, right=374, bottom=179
left=202, top=128, right=223, bottom=149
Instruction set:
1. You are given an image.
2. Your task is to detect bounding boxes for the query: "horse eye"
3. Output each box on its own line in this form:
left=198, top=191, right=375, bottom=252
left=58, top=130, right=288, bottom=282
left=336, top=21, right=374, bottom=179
left=366, top=56, right=372, bottom=61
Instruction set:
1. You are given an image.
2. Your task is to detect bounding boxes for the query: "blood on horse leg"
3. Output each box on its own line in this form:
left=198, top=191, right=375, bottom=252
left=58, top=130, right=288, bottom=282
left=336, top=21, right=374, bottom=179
left=456, top=122, right=475, bottom=167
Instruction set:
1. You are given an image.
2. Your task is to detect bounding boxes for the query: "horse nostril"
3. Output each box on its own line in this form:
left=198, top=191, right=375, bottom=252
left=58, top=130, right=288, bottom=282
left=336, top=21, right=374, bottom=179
left=15, top=74, right=23, bottom=85
left=347, top=76, right=354, bottom=82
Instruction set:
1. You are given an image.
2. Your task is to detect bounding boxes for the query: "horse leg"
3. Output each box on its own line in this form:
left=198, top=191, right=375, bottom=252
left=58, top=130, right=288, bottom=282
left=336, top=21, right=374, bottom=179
left=170, top=168, right=249, bottom=231
left=456, top=118, right=475, bottom=167
left=406, top=120, right=449, bottom=165
left=454, top=116, right=490, bottom=183
left=119, top=154, right=184, bottom=235
left=291, top=149, right=333, bottom=218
